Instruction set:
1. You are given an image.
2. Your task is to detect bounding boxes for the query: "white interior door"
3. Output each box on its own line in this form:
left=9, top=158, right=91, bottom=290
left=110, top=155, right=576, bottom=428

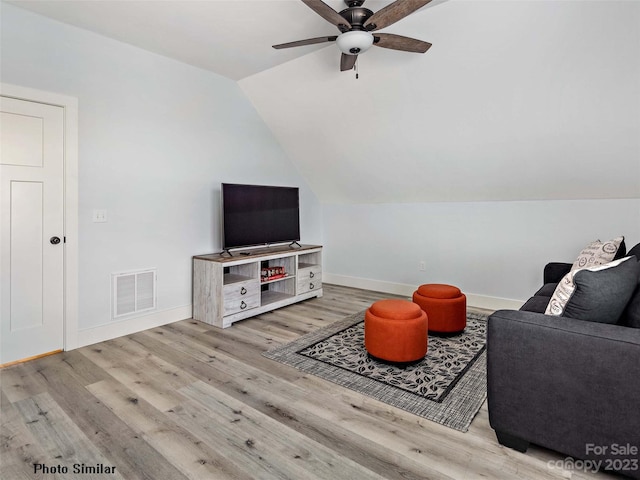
left=1, top=96, right=65, bottom=365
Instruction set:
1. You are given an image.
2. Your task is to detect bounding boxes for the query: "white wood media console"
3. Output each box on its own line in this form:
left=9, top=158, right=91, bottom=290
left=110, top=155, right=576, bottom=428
left=193, top=244, right=323, bottom=328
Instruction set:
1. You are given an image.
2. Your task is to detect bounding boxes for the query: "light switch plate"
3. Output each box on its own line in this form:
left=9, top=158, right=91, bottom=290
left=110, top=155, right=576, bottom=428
left=92, top=209, right=107, bottom=223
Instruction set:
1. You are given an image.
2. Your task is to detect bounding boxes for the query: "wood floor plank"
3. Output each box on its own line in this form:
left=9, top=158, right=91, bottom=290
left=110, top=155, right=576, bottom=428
left=184, top=374, right=454, bottom=480
left=80, top=337, right=198, bottom=412
left=0, top=361, right=48, bottom=403
left=177, top=380, right=389, bottom=480
left=27, top=352, right=190, bottom=480
left=0, top=390, right=50, bottom=478
left=13, top=392, right=125, bottom=480
left=1, top=284, right=616, bottom=479
left=239, top=316, right=303, bottom=344
left=86, top=379, right=253, bottom=480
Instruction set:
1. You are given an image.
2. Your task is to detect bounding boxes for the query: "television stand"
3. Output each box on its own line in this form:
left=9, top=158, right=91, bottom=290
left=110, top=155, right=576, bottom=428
left=193, top=244, right=323, bottom=328
left=289, top=241, right=302, bottom=248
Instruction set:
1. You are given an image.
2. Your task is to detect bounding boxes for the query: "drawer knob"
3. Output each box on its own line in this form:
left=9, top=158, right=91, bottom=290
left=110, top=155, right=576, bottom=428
left=240, top=287, right=247, bottom=295
left=309, top=282, right=314, bottom=290
left=309, top=271, right=315, bottom=278
left=240, top=301, right=247, bottom=309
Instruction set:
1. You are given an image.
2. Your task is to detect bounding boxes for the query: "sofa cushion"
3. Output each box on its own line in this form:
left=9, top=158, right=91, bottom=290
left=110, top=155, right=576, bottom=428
left=534, top=283, right=557, bottom=297
left=613, top=237, right=627, bottom=260
left=627, top=242, right=640, bottom=260
left=545, top=256, right=636, bottom=318
left=571, top=236, right=624, bottom=271
left=561, top=256, right=640, bottom=324
left=543, top=262, right=572, bottom=284
left=621, top=287, right=640, bottom=328
left=520, top=295, right=552, bottom=313
left=619, top=253, right=640, bottom=328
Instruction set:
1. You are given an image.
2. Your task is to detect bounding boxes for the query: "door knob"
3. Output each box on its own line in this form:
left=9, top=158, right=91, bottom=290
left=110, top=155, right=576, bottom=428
left=50, top=236, right=61, bottom=245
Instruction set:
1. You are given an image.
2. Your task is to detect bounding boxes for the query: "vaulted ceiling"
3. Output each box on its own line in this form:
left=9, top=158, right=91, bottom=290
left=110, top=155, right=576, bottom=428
left=240, top=0, right=640, bottom=203
left=8, top=0, right=640, bottom=204
left=7, top=0, right=446, bottom=81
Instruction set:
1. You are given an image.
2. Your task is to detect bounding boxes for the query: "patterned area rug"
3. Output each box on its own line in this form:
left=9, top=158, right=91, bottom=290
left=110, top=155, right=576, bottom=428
left=263, top=310, right=488, bottom=432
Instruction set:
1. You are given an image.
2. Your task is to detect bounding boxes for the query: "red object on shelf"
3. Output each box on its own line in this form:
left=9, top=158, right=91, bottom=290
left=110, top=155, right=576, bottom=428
left=261, top=273, right=288, bottom=282
left=261, top=266, right=287, bottom=282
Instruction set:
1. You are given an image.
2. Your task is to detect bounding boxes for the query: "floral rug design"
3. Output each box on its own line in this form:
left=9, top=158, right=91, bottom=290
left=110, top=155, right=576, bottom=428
left=298, top=312, right=486, bottom=402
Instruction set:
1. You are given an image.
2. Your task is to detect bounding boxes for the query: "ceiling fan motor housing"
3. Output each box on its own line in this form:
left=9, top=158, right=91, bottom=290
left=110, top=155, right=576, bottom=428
left=339, top=7, right=374, bottom=30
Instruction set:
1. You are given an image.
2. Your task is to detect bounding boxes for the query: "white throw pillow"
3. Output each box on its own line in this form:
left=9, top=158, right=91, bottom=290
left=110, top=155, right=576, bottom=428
left=545, top=256, right=631, bottom=316
left=571, top=236, right=623, bottom=271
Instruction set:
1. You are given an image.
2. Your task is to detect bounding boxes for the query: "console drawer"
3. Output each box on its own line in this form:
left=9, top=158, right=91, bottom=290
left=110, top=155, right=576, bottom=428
left=297, top=268, right=322, bottom=294
left=223, top=280, right=260, bottom=316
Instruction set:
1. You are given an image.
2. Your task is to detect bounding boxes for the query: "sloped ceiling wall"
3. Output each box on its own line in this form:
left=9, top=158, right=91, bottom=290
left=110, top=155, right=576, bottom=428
left=240, top=0, right=640, bottom=204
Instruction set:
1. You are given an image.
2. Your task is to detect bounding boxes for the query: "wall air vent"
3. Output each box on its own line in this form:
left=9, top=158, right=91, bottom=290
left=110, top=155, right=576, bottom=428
left=112, top=269, right=156, bottom=319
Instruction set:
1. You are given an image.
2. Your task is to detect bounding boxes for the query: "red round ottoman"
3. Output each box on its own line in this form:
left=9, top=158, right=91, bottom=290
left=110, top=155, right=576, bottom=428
left=364, top=299, right=428, bottom=363
left=412, top=284, right=466, bottom=334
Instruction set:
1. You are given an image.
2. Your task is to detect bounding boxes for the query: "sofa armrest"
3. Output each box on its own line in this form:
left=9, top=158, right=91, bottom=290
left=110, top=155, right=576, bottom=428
left=487, top=309, right=640, bottom=476
left=543, top=262, right=572, bottom=284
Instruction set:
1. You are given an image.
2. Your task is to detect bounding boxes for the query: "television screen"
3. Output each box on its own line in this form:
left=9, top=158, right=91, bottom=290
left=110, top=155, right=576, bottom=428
left=222, top=183, right=300, bottom=250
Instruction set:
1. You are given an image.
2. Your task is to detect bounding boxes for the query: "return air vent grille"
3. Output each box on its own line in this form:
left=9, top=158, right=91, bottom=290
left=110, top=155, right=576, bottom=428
left=112, top=269, right=156, bottom=319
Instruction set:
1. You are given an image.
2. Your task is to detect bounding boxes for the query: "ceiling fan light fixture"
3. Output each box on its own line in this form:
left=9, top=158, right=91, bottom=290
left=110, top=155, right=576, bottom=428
left=336, top=30, right=373, bottom=55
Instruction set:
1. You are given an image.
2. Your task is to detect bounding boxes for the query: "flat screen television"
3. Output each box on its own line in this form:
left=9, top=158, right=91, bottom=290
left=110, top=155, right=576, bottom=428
left=221, top=183, right=300, bottom=250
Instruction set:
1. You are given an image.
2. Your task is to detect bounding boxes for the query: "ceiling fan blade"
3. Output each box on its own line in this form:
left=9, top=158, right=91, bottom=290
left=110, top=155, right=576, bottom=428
left=340, top=53, right=358, bottom=71
left=365, top=0, right=433, bottom=31
left=301, top=0, right=351, bottom=32
left=273, top=36, right=338, bottom=49
left=374, top=33, right=432, bottom=53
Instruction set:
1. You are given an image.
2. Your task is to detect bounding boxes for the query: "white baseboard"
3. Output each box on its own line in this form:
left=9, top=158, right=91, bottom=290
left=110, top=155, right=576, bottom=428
left=76, top=305, right=192, bottom=349
left=324, top=273, right=417, bottom=297
left=464, top=293, right=524, bottom=311
left=323, top=273, right=524, bottom=311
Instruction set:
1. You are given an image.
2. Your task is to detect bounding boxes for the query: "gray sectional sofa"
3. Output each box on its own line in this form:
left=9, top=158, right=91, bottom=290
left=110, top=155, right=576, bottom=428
left=487, top=241, right=640, bottom=479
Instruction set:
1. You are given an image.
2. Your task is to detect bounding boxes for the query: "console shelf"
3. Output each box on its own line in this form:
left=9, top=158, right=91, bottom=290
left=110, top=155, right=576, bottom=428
left=261, top=275, right=294, bottom=285
left=193, top=244, right=323, bottom=328
left=261, top=290, right=294, bottom=306
left=224, top=273, right=253, bottom=284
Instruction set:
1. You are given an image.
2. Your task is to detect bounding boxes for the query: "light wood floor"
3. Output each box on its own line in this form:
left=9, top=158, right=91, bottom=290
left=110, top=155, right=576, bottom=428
left=1, top=284, right=621, bottom=480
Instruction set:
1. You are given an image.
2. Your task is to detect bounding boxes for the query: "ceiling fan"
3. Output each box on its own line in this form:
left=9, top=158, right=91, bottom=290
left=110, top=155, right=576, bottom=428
left=273, top=0, right=433, bottom=72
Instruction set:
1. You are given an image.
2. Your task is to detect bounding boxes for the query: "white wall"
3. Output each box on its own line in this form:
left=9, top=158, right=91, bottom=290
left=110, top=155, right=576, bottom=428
left=1, top=4, right=322, bottom=341
left=323, top=199, right=640, bottom=306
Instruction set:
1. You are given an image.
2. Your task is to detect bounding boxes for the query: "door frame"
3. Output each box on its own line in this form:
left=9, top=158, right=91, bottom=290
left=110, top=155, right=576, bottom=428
left=1, top=83, right=79, bottom=352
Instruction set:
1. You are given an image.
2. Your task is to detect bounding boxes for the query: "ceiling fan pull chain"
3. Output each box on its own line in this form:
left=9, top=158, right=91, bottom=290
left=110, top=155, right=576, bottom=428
left=355, top=58, right=359, bottom=79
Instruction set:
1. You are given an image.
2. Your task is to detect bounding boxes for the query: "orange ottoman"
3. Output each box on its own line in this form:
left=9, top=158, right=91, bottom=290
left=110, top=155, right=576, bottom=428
left=364, top=299, right=428, bottom=363
left=412, top=284, right=466, bottom=334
